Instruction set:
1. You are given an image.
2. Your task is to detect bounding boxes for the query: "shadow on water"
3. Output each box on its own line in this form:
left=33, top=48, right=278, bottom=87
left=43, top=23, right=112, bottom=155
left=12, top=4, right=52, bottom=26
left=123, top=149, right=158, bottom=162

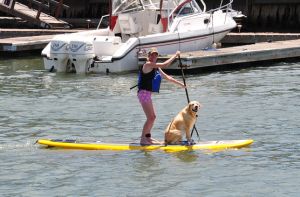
left=0, top=50, right=42, bottom=59
left=133, top=150, right=200, bottom=163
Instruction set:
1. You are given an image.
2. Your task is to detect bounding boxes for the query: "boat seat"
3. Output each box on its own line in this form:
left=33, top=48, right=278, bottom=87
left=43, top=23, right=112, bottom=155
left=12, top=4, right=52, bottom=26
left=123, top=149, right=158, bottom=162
left=148, top=23, right=163, bottom=34
left=118, top=14, right=141, bottom=34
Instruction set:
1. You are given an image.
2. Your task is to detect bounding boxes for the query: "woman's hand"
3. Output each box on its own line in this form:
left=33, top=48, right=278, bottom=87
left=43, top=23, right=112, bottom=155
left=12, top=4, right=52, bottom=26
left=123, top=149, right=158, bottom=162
left=176, top=51, right=181, bottom=57
left=180, top=82, right=186, bottom=89
left=175, top=79, right=186, bottom=88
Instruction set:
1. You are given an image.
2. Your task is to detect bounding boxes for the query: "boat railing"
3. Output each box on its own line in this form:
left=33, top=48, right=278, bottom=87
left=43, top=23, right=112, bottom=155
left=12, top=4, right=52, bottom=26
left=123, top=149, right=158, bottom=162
left=207, top=0, right=234, bottom=14
left=206, top=0, right=234, bottom=25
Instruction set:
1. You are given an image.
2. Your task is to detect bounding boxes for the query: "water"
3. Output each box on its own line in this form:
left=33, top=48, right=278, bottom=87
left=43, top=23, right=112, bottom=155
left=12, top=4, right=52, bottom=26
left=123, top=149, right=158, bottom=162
left=0, top=55, right=299, bottom=196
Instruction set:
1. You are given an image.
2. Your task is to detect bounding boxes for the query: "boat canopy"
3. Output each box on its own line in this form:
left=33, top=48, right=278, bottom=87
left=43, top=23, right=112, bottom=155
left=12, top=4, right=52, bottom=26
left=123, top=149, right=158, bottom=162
left=112, top=0, right=202, bottom=16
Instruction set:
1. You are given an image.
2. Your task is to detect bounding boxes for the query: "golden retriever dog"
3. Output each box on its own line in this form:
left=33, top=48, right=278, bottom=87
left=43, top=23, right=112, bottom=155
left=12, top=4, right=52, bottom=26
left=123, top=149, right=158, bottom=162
left=164, top=101, right=201, bottom=145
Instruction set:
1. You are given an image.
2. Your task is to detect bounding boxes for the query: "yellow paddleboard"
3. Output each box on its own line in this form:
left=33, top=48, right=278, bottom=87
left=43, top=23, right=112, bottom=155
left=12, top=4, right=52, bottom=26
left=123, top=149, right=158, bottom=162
left=37, top=139, right=253, bottom=152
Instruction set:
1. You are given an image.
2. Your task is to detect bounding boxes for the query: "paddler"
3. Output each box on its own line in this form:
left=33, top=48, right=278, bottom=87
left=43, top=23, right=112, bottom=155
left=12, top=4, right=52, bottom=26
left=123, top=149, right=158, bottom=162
left=137, top=47, right=185, bottom=145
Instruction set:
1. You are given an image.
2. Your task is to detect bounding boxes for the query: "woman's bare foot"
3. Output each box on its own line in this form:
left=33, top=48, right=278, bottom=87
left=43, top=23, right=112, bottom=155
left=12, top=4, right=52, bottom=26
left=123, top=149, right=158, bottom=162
left=140, top=137, right=151, bottom=145
left=148, top=138, right=163, bottom=145
left=140, top=137, right=162, bottom=145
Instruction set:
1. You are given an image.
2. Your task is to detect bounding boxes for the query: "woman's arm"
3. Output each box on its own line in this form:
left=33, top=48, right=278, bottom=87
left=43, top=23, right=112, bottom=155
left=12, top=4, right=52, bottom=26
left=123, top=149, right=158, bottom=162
left=152, top=51, right=180, bottom=69
left=158, top=68, right=185, bottom=88
left=143, top=51, right=180, bottom=73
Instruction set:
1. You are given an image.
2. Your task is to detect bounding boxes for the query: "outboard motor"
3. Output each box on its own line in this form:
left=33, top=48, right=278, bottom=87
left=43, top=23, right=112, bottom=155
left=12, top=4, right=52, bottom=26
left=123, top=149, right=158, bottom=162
left=48, top=35, right=72, bottom=72
left=68, top=37, right=95, bottom=74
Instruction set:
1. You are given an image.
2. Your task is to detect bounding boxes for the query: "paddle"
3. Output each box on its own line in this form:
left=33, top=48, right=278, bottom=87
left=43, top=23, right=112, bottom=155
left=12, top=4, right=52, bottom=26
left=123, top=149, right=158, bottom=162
left=178, top=55, right=200, bottom=141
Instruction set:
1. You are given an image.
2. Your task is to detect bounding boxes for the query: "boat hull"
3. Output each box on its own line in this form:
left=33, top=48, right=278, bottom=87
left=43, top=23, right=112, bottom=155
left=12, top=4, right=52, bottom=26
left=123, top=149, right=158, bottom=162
left=87, top=29, right=233, bottom=73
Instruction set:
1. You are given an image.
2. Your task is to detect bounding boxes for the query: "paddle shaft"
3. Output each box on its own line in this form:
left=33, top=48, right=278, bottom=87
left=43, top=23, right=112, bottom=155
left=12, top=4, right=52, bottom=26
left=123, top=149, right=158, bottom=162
left=130, top=84, right=138, bottom=90
left=181, top=68, right=190, bottom=103
left=178, top=56, right=200, bottom=140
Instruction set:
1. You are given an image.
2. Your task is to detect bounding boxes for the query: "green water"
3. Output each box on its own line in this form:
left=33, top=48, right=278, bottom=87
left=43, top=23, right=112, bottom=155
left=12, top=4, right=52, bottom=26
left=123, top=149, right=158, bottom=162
left=0, top=55, right=299, bottom=196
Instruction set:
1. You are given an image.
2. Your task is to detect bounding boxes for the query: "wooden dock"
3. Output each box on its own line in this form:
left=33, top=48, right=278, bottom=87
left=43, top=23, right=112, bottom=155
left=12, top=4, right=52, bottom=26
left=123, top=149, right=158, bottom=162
left=0, top=29, right=81, bottom=52
left=0, top=1, right=70, bottom=29
left=166, top=39, right=300, bottom=71
left=1, top=34, right=55, bottom=52
left=221, top=32, right=300, bottom=45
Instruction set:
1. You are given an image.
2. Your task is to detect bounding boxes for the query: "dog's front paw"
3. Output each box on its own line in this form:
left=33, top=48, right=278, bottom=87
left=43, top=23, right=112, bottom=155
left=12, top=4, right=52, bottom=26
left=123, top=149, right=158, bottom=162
left=187, top=139, right=196, bottom=146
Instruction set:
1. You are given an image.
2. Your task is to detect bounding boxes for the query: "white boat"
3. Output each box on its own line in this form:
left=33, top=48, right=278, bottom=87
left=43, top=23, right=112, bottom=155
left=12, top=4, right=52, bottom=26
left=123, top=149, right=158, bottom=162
left=42, top=0, right=238, bottom=74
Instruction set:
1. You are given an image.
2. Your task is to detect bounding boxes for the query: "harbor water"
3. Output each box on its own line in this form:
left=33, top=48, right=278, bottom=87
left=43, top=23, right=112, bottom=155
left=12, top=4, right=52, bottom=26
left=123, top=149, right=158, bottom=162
left=0, top=55, right=299, bottom=196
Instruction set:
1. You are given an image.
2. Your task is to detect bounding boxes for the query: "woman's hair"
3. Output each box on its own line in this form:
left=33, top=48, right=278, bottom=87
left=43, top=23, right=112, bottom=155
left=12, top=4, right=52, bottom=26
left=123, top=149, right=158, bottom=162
left=147, top=47, right=158, bottom=61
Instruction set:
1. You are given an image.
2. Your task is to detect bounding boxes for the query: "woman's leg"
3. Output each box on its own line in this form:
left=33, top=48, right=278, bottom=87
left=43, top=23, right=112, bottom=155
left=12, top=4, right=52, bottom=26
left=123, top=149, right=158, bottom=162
left=138, top=90, right=162, bottom=145
left=141, top=100, right=156, bottom=136
left=140, top=100, right=157, bottom=145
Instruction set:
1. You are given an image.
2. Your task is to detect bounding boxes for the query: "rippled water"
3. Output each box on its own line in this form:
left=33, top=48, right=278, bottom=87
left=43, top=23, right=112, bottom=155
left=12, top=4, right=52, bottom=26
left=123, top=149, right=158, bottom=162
left=0, top=55, right=299, bottom=196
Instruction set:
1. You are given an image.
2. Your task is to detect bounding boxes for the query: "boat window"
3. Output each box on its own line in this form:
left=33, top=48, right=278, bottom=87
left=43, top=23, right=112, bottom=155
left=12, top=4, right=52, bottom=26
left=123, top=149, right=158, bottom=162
left=112, top=0, right=201, bottom=15
left=175, top=1, right=201, bottom=16
left=97, top=15, right=109, bottom=29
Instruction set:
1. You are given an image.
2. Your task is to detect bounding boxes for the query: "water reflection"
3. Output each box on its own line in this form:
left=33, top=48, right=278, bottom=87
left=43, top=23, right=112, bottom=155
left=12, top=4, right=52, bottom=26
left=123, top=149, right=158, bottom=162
left=169, top=151, right=199, bottom=162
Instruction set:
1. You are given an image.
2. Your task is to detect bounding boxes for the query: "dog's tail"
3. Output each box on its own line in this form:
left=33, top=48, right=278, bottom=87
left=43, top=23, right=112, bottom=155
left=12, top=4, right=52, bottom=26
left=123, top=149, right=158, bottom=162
left=166, top=118, right=175, bottom=134
left=164, top=118, right=175, bottom=146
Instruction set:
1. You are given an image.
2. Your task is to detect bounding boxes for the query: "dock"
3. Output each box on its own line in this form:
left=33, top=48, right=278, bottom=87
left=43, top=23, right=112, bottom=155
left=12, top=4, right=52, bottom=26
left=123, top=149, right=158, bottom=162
left=1, top=34, right=52, bottom=52
left=221, top=32, right=300, bottom=45
left=0, top=29, right=81, bottom=52
left=139, top=33, right=300, bottom=71
left=0, top=1, right=70, bottom=29
left=166, top=39, right=300, bottom=72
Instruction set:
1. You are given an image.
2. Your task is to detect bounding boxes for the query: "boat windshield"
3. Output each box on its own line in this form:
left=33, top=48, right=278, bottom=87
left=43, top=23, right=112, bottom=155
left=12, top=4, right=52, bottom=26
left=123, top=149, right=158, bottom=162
left=112, top=0, right=199, bottom=14
left=113, top=0, right=144, bottom=14
left=170, top=0, right=202, bottom=17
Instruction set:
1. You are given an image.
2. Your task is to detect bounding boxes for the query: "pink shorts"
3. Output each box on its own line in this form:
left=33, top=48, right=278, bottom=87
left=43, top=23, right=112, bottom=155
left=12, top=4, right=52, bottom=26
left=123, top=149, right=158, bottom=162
left=137, top=90, right=152, bottom=104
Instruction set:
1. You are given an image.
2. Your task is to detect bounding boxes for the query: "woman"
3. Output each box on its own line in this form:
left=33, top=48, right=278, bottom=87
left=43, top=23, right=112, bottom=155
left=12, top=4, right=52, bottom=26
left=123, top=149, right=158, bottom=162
left=138, top=48, right=185, bottom=145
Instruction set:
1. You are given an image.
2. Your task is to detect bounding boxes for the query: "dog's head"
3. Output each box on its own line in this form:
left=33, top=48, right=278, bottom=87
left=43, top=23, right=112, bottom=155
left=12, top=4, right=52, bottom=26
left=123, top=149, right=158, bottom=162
left=188, top=101, right=201, bottom=114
